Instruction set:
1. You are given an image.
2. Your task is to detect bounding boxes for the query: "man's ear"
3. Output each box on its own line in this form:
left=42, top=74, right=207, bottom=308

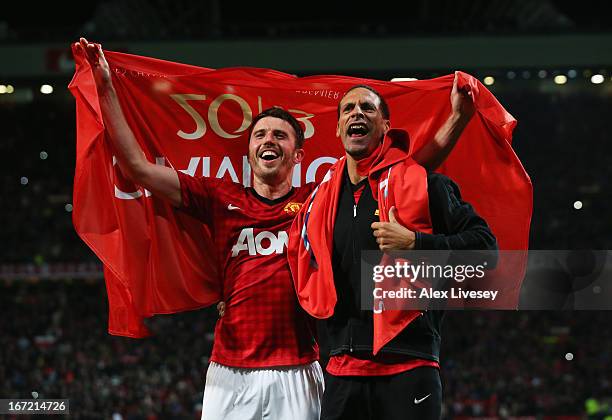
left=383, top=119, right=391, bottom=134
left=336, top=121, right=341, bottom=138
left=294, top=148, right=305, bottom=164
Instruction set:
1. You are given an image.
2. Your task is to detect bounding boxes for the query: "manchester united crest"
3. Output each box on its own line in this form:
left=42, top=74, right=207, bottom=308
left=283, top=202, right=303, bottom=215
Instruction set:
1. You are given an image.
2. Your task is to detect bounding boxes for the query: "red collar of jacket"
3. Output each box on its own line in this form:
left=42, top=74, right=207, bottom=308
left=356, top=128, right=411, bottom=177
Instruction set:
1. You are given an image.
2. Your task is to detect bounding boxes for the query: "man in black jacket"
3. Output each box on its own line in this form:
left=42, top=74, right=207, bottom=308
left=318, top=85, right=498, bottom=420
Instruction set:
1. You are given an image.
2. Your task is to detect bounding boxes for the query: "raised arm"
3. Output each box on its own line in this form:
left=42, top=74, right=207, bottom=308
left=76, top=38, right=182, bottom=207
left=416, top=173, right=497, bottom=253
left=412, top=72, right=476, bottom=172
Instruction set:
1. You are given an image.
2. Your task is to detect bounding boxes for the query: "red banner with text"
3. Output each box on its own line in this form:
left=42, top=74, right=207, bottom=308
left=69, top=47, right=532, bottom=336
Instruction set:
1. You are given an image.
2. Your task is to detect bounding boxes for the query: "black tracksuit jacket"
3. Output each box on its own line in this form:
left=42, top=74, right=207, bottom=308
left=327, top=169, right=498, bottom=362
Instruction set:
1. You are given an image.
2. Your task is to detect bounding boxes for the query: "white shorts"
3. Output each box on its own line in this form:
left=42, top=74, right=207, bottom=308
left=201, top=361, right=324, bottom=420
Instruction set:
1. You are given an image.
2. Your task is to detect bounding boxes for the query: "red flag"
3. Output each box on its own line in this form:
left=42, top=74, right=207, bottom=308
left=69, top=47, right=531, bottom=336
left=103, top=266, right=151, bottom=338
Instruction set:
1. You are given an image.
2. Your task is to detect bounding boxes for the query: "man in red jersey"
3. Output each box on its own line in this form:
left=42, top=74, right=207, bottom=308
left=76, top=38, right=323, bottom=420
left=77, top=36, right=476, bottom=420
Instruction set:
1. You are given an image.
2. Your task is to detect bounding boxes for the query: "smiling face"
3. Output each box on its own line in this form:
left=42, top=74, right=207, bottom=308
left=248, top=116, right=304, bottom=184
left=336, top=87, right=390, bottom=160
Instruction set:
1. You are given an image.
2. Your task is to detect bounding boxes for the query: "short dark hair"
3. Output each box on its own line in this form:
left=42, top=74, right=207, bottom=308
left=337, top=84, right=390, bottom=120
left=249, top=107, right=305, bottom=148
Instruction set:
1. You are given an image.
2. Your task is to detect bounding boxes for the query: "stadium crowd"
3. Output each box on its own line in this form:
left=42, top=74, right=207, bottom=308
left=0, top=280, right=216, bottom=419
left=2, top=281, right=611, bottom=419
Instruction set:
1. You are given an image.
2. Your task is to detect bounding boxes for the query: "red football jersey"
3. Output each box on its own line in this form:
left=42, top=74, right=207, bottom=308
left=177, top=171, right=318, bottom=368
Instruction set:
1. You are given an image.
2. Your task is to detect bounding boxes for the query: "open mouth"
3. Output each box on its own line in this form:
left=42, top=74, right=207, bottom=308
left=347, top=122, right=369, bottom=138
left=258, top=149, right=281, bottom=162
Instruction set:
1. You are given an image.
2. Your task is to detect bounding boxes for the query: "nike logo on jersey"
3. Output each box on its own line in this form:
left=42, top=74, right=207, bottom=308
left=227, top=204, right=241, bottom=211
left=231, top=228, right=288, bottom=257
left=414, top=394, right=431, bottom=404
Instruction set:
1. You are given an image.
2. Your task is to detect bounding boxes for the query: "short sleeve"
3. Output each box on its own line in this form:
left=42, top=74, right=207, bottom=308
left=176, top=170, right=222, bottom=226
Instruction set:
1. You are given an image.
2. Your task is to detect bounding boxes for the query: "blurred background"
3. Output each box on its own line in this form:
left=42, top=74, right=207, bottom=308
left=1, top=0, right=611, bottom=418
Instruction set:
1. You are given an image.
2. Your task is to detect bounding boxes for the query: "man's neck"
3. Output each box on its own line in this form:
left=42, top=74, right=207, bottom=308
left=252, top=177, right=293, bottom=200
left=346, top=155, right=367, bottom=185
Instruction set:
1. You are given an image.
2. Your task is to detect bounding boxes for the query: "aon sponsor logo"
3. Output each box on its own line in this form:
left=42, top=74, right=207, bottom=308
left=231, top=228, right=288, bottom=257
